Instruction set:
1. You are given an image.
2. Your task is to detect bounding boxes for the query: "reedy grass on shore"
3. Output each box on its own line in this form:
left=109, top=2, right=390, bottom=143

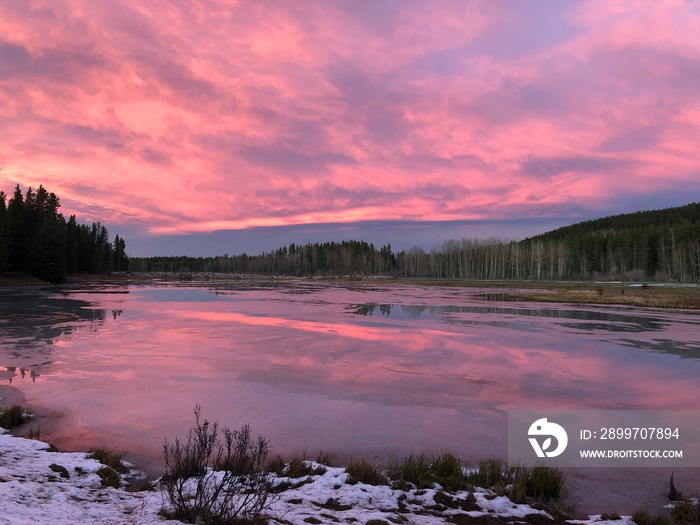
left=0, top=405, right=33, bottom=429
left=270, top=450, right=566, bottom=506
left=394, top=278, right=700, bottom=309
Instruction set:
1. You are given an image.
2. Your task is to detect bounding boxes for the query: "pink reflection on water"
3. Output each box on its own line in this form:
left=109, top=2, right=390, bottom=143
left=1, top=283, right=699, bottom=470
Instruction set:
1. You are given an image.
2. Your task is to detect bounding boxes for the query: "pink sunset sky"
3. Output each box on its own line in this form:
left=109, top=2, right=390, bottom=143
left=1, top=1, right=699, bottom=256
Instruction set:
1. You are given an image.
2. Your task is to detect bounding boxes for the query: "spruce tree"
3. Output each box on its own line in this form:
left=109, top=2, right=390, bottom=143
left=31, top=217, right=67, bottom=283
left=0, top=191, right=8, bottom=272
left=7, top=185, right=27, bottom=273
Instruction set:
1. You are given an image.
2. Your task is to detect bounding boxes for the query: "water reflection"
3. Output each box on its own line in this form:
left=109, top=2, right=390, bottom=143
left=0, top=282, right=698, bottom=474
left=347, top=300, right=696, bottom=334
left=3, top=365, right=45, bottom=382
left=618, top=338, right=700, bottom=359
left=0, top=287, right=123, bottom=380
left=348, top=303, right=393, bottom=316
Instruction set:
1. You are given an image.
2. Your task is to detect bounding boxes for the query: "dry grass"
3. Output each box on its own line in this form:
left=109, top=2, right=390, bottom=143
left=631, top=508, right=675, bottom=525
left=389, top=452, right=469, bottom=491
left=96, top=466, right=121, bottom=488
left=315, top=450, right=334, bottom=467
left=268, top=455, right=327, bottom=478
left=87, top=447, right=128, bottom=473
left=466, top=460, right=565, bottom=504
left=468, top=458, right=507, bottom=488
left=396, top=279, right=700, bottom=310
left=671, top=500, right=700, bottom=524
left=507, top=284, right=700, bottom=310
left=0, top=405, right=34, bottom=429
left=345, top=458, right=388, bottom=486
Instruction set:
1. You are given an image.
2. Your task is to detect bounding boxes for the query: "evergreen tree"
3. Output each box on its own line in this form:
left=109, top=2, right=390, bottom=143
left=93, top=223, right=112, bottom=273
left=0, top=184, right=128, bottom=281
left=112, top=234, right=129, bottom=271
left=124, top=202, right=698, bottom=283
left=31, top=217, right=67, bottom=283
left=0, top=191, right=9, bottom=272
left=7, top=185, right=28, bottom=273
left=65, top=215, right=79, bottom=274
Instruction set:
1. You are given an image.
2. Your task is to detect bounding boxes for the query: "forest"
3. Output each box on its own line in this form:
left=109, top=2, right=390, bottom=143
left=2, top=182, right=698, bottom=284
left=131, top=203, right=700, bottom=283
left=0, top=184, right=129, bottom=283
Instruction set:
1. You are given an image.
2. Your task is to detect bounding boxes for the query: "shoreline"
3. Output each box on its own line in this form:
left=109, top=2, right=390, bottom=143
left=3, top=273, right=699, bottom=310
left=0, top=425, right=640, bottom=525
left=1, top=389, right=696, bottom=519
left=1, top=278, right=698, bottom=519
left=0, top=385, right=166, bottom=483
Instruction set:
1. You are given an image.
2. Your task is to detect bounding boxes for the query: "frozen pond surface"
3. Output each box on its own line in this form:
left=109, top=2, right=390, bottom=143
left=1, top=280, right=699, bottom=514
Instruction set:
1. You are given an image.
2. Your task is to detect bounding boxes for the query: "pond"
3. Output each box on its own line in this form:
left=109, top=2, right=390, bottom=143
left=1, top=280, right=699, bottom=514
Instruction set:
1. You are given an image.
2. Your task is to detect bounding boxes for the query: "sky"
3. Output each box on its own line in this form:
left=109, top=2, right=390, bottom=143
left=1, top=1, right=699, bottom=257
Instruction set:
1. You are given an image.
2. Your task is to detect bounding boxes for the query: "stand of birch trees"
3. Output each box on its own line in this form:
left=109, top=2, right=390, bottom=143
left=131, top=202, right=700, bottom=283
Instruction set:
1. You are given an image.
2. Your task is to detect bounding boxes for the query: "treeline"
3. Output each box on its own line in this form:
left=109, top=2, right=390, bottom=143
left=538, top=202, right=700, bottom=238
left=524, top=202, right=700, bottom=282
left=130, top=203, right=700, bottom=283
left=0, top=185, right=129, bottom=283
left=131, top=240, right=397, bottom=275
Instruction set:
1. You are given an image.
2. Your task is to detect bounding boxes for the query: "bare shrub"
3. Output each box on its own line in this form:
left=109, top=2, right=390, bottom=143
left=161, top=405, right=275, bottom=524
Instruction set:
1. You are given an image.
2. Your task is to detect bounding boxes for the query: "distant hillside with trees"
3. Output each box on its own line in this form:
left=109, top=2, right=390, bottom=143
left=0, top=184, right=129, bottom=283
left=522, top=202, right=700, bottom=282
left=130, top=203, right=700, bottom=283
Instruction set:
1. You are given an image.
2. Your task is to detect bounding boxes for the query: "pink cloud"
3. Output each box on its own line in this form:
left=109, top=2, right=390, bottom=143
left=1, top=1, right=699, bottom=250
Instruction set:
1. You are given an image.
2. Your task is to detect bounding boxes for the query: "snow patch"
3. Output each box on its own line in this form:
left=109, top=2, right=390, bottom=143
left=0, top=433, right=636, bottom=525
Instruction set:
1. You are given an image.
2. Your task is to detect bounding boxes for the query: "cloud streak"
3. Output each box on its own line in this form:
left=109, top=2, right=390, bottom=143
left=1, top=1, right=699, bottom=254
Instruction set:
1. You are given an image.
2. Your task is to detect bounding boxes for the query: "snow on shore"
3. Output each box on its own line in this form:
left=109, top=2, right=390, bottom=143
left=0, top=429, right=168, bottom=524
left=0, top=429, right=635, bottom=525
